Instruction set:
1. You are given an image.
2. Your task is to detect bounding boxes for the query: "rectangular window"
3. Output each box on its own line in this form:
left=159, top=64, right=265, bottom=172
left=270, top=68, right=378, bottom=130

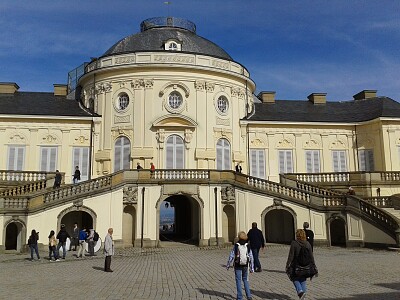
left=332, top=150, right=347, bottom=172
left=305, top=150, right=320, bottom=173
left=278, top=150, right=293, bottom=174
left=40, top=147, right=58, bottom=172
left=358, top=149, right=374, bottom=171
left=7, top=146, right=25, bottom=171
left=73, top=147, right=90, bottom=181
left=250, top=149, right=266, bottom=179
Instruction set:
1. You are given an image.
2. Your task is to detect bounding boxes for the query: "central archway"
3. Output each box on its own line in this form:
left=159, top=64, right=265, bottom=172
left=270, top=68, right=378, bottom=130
left=60, top=211, right=93, bottom=236
left=159, top=195, right=200, bottom=245
left=265, top=209, right=295, bottom=244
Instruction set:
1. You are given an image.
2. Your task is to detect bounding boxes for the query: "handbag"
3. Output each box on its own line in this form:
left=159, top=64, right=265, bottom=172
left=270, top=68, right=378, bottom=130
left=294, top=263, right=318, bottom=278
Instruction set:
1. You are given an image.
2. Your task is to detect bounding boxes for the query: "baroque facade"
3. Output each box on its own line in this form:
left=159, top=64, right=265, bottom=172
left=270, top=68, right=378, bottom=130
left=0, top=17, right=399, bottom=251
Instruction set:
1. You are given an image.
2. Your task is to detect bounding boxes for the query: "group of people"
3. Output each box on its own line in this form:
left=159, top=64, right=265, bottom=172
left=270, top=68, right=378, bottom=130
left=226, top=222, right=317, bottom=300
left=52, top=166, right=81, bottom=188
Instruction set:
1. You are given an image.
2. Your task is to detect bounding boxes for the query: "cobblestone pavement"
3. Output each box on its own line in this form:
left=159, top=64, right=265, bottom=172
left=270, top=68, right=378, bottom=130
left=0, top=244, right=399, bottom=300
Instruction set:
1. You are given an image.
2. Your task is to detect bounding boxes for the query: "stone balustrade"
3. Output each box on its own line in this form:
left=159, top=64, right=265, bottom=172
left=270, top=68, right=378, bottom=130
left=359, top=200, right=399, bottom=232
left=0, top=180, right=47, bottom=197
left=154, top=170, right=209, bottom=180
left=363, top=197, right=393, bottom=208
left=1, top=197, right=29, bottom=209
left=0, top=170, right=48, bottom=182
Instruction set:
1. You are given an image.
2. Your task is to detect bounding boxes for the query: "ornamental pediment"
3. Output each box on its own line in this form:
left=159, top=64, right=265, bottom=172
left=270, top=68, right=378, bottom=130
left=152, top=115, right=198, bottom=128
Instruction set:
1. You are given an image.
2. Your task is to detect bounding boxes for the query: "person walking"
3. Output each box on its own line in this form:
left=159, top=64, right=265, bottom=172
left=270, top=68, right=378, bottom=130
left=76, top=226, right=87, bottom=258
left=303, top=222, right=314, bottom=251
left=104, top=228, right=114, bottom=272
left=87, top=228, right=95, bottom=257
left=235, top=163, right=242, bottom=173
left=48, top=230, right=59, bottom=261
left=53, top=170, right=62, bottom=188
left=56, top=224, right=70, bottom=259
left=286, top=229, right=318, bottom=300
left=247, top=222, right=265, bottom=272
left=70, top=223, right=79, bottom=251
left=28, top=229, right=40, bottom=261
left=73, top=166, right=81, bottom=184
left=136, top=162, right=143, bottom=170
left=226, top=231, right=254, bottom=300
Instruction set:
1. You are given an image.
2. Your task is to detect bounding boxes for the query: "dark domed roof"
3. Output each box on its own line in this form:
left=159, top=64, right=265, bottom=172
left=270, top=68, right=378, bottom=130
left=102, top=17, right=232, bottom=60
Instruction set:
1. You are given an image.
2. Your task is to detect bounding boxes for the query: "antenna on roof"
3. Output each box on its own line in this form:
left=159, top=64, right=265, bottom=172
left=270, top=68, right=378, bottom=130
left=164, top=1, right=172, bottom=16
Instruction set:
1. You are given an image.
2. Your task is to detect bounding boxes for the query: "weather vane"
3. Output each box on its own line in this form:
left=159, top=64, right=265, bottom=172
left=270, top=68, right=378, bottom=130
left=164, top=1, right=172, bottom=16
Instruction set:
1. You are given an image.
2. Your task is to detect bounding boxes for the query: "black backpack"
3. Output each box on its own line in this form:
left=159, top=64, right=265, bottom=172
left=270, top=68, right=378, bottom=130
left=297, top=243, right=312, bottom=267
left=93, top=231, right=99, bottom=242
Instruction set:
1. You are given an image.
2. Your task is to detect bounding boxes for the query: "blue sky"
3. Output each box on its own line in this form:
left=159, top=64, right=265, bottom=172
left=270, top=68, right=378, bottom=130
left=1, top=0, right=400, bottom=101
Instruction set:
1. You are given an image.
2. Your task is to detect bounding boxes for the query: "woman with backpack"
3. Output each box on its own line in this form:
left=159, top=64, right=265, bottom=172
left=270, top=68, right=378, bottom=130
left=286, top=229, right=318, bottom=300
left=27, top=229, right=40, bottom=261
left=226, top=231, right=254, bottom=300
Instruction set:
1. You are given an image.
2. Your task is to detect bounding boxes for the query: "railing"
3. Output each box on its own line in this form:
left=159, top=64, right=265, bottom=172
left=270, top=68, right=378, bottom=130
left=154, top=170, right=209, bottom=180
left=363, top=197, right=393, bottom=208
left=380, top=171, right=400, bottom=181
left=359, top=200, right=399, bottom=232
left=295, top=180, right=342, bottom=197
left=2, top=197, right=29, bottom=209
left=0, top=170, right=48, bottom=182
left=0, top=180, right=47, bottom=196
left=246, top=176, right=310, bottom=203
left=289, top=172, right=350, bottom=183
left=44, top=176, right=112, bottom=203
left=323, top=196, right=346, bottom=207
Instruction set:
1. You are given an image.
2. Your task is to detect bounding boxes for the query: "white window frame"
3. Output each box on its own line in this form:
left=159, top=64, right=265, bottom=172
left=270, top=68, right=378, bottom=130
left=72, top=147, right=90, bottom=181
left=40, top=146, right=58, bottom=172
left=278, top=150, right=293, bottom=174
left=332, top=150, right=347, bottom=172
left=165, top=135, right=185, bottom=169
left=358, top=149, right=374, bottom=171
left=216, top=138, right=231, bottom=170
left=114, top=137, right=131, bottom=172
left=7, top=145, right=25, bottom=171
left=250, top=149, right=266, bottom=179
left=305, top=150, right=320, bottom=173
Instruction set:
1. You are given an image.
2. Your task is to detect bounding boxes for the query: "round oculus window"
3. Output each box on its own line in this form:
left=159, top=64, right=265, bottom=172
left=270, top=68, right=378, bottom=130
left=117, top=93, right=129, bottom=110
left=168, top=92, right=183, bottom=109
left=217, top=96, right=229, bottom=113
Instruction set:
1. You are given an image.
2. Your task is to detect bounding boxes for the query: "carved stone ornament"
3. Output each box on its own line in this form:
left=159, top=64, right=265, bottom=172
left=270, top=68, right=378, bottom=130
left=156, top=129, right=166, bottom=148
left=75, top=135, right=89, bottom=144
left=9, top=134, right=26, bottom=144
left=42, top=134, right=58, bottom=144
left=304, top=139, right=320, bottom=149
left=221, top=186, right=235, bottom=203
left=231, top=87, right=245, bottom=98
left=123, top=186, right=138, bottom=205
left=73, top=199, right=83, bottom=209
left=144, top=79, right=154, bottom=89
left=206, top=82, right=215, bottom=93
left=95, top=82, right=112, bottom=94
left=277, top=138, right=293, bottom=148
left=184, top=129, right=193, bottom=149
left=131, top=79, right=145, bottom=89
left=194, top=80, right=205, bottom=91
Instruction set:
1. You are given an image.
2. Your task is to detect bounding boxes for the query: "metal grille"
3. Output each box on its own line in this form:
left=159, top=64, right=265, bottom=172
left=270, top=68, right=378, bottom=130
left=140, top=17, right=196, bottom=33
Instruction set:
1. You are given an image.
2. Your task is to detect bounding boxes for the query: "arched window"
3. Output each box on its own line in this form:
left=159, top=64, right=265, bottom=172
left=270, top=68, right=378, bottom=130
left=114, top=137, right=131, bottom=172
left=216, top=138, right=231, bottom=170
left=166, top=135, right=184, bottom=169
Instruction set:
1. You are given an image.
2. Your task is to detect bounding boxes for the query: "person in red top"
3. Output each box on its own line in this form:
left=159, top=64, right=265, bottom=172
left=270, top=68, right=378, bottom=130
left=150, top=162, right=155, bottom=171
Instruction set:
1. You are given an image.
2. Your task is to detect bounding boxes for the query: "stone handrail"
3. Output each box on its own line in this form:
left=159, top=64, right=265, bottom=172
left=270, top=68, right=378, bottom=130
left=359, top=199, right=399, bottom=233
left=246, top=175, right=310, bottom=203
left=286, top=172, right=350, bottom=183
left=0, top=170, right=48, bottom=182
left=363, top=197, right=393, bottom=208
left=154, top=170, right=209, bottom=180
left=0, top=197, right=29, bottom=209
left=0, top=180, right=47, bottom=197
left=380, top=172, right=400, bottom=181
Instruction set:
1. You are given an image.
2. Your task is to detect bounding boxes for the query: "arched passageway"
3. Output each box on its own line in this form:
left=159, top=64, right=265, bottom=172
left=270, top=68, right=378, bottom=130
left=123, top=205, right=136, bottom=246
left=159, top=195, right=200, bottom=245
left=5, top=222, right=23, bottom=251
left=222, top=205, right=235, bottom=244
left=265, top=209, right=295, bottom=244
left=330, top=218, right=346, bottom=247
left=60, top=211, right=93, bottom=236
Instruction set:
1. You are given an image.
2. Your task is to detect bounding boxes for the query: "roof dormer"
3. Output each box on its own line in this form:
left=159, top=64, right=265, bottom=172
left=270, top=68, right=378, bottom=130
left=164, top=39, right=182, bottom=51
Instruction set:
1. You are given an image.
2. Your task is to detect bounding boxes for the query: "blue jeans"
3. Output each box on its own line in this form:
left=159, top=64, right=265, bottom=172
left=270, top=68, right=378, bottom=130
left=57, top=242, right=67, bottom=258
left=293, top=279, right=307, bottom=295
left=234, top=267, right=252, bottom=300
left=251, top=248, right=261, bottom=270
left=30, top=244, right=40, bottom=259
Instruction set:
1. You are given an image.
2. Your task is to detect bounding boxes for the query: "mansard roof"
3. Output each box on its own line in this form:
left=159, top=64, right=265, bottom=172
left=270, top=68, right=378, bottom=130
left=247, top=97, right=400, bottom=123
left=0, top=92, right=95, bottom=117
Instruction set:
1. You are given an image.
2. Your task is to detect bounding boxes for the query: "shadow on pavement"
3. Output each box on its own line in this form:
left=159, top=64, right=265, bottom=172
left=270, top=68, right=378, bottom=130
left=264, top=269, right=286, bottom=274
left=92, top=266, right=104, bottom=271
left=251, top=290, right=292, bottom=299
left=318, top=292, right=400, bottom=300
left=197, top=288, right=235, bottom=299
left=375, top=282, right=400, bottom=291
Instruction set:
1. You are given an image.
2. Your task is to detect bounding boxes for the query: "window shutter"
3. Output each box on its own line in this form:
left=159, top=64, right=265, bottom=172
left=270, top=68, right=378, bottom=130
left=73, top=148, right=80, bottom=168
left=16, top=147, right=24, bottom=170
left=175, top=137, right=184, bottom=169
left=258, top=150, right=265, bottom=179
left=250, top=149, right=257, bottom=177
left=122, top=139, right=131, bottom=170
left=332, top=151, right=339, bottom=172
left=114, top=139, right=122, bottom=172
left=223, top=142, right=230, bottom=170
left=367, top=150, right=374, bottom=171
left=313, top=151, right=320, bottom=173
left=339, top=151, right=347, bottom=171
left=166, top=138, right=174, bottom=169
left=306, top=151, right=312, bottom=173
left=81, top=148, right=89, bottom=180
left=8, top=147, right=16, bottom=170
left=49, top=147, right=57, bottom=171
left=286, top=150, right=293, bottom=173
left=279, top=150, right=285, bottom=174
left=41, top=148, right=49, bottom=171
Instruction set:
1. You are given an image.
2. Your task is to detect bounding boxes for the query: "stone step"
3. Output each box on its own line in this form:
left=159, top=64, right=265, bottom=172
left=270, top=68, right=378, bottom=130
left=383, top=208, right=400, bottom=221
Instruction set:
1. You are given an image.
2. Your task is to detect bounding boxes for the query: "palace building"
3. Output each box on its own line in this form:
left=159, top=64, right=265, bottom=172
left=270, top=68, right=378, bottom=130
left=1, top=17, right=399, bottom=251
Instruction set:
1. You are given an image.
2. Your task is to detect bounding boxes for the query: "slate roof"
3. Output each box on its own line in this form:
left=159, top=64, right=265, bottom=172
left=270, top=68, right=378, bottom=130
left=103, top=27, right=232, bottom=61
left=246, top=97, right=400, bottom=123
left=0, top=92, right=95, bottom=117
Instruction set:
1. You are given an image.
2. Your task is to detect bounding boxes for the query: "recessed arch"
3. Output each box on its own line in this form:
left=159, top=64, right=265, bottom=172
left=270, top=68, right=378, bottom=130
left=261, top=203, right=296, bottom=244
left=3, top=218, right=26, bottom=252
left=57, top=205, right=97, bottom=232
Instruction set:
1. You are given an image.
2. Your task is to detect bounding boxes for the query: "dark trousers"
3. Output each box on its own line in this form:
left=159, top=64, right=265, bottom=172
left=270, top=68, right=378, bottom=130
left=88, top=241, right=95, bottom=256
left=30, top=244, right=40, bottom=259
left=104, top=255, right=112, bottom=271
left=251, top=247, right=261, bottom=270
left=48, top=245, right=58, bottom=260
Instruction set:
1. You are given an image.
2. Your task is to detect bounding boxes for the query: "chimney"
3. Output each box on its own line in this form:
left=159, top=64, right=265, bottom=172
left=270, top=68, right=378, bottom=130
left=307, top=93, right=326, bottom=104
left=353, top=90, right=377, bottom=100
left=0, top=82, right=19, bottom=94
left=54, top=84, right=68, bottom=96
left=257, top=91, right=275, bottom=103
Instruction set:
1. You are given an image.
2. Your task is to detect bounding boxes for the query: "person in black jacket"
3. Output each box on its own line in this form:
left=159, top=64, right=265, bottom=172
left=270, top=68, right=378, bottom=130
left=53, top=170, right=62, bottom=188
left=73, top=166, right=81, bottom=184
left=28, top=229, right=40, bottom=261
left=56, top=224, right=70, bottom=259
left=247, top=222, right=265, bottom=272
left=303, top=222, right=314, bottom=251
